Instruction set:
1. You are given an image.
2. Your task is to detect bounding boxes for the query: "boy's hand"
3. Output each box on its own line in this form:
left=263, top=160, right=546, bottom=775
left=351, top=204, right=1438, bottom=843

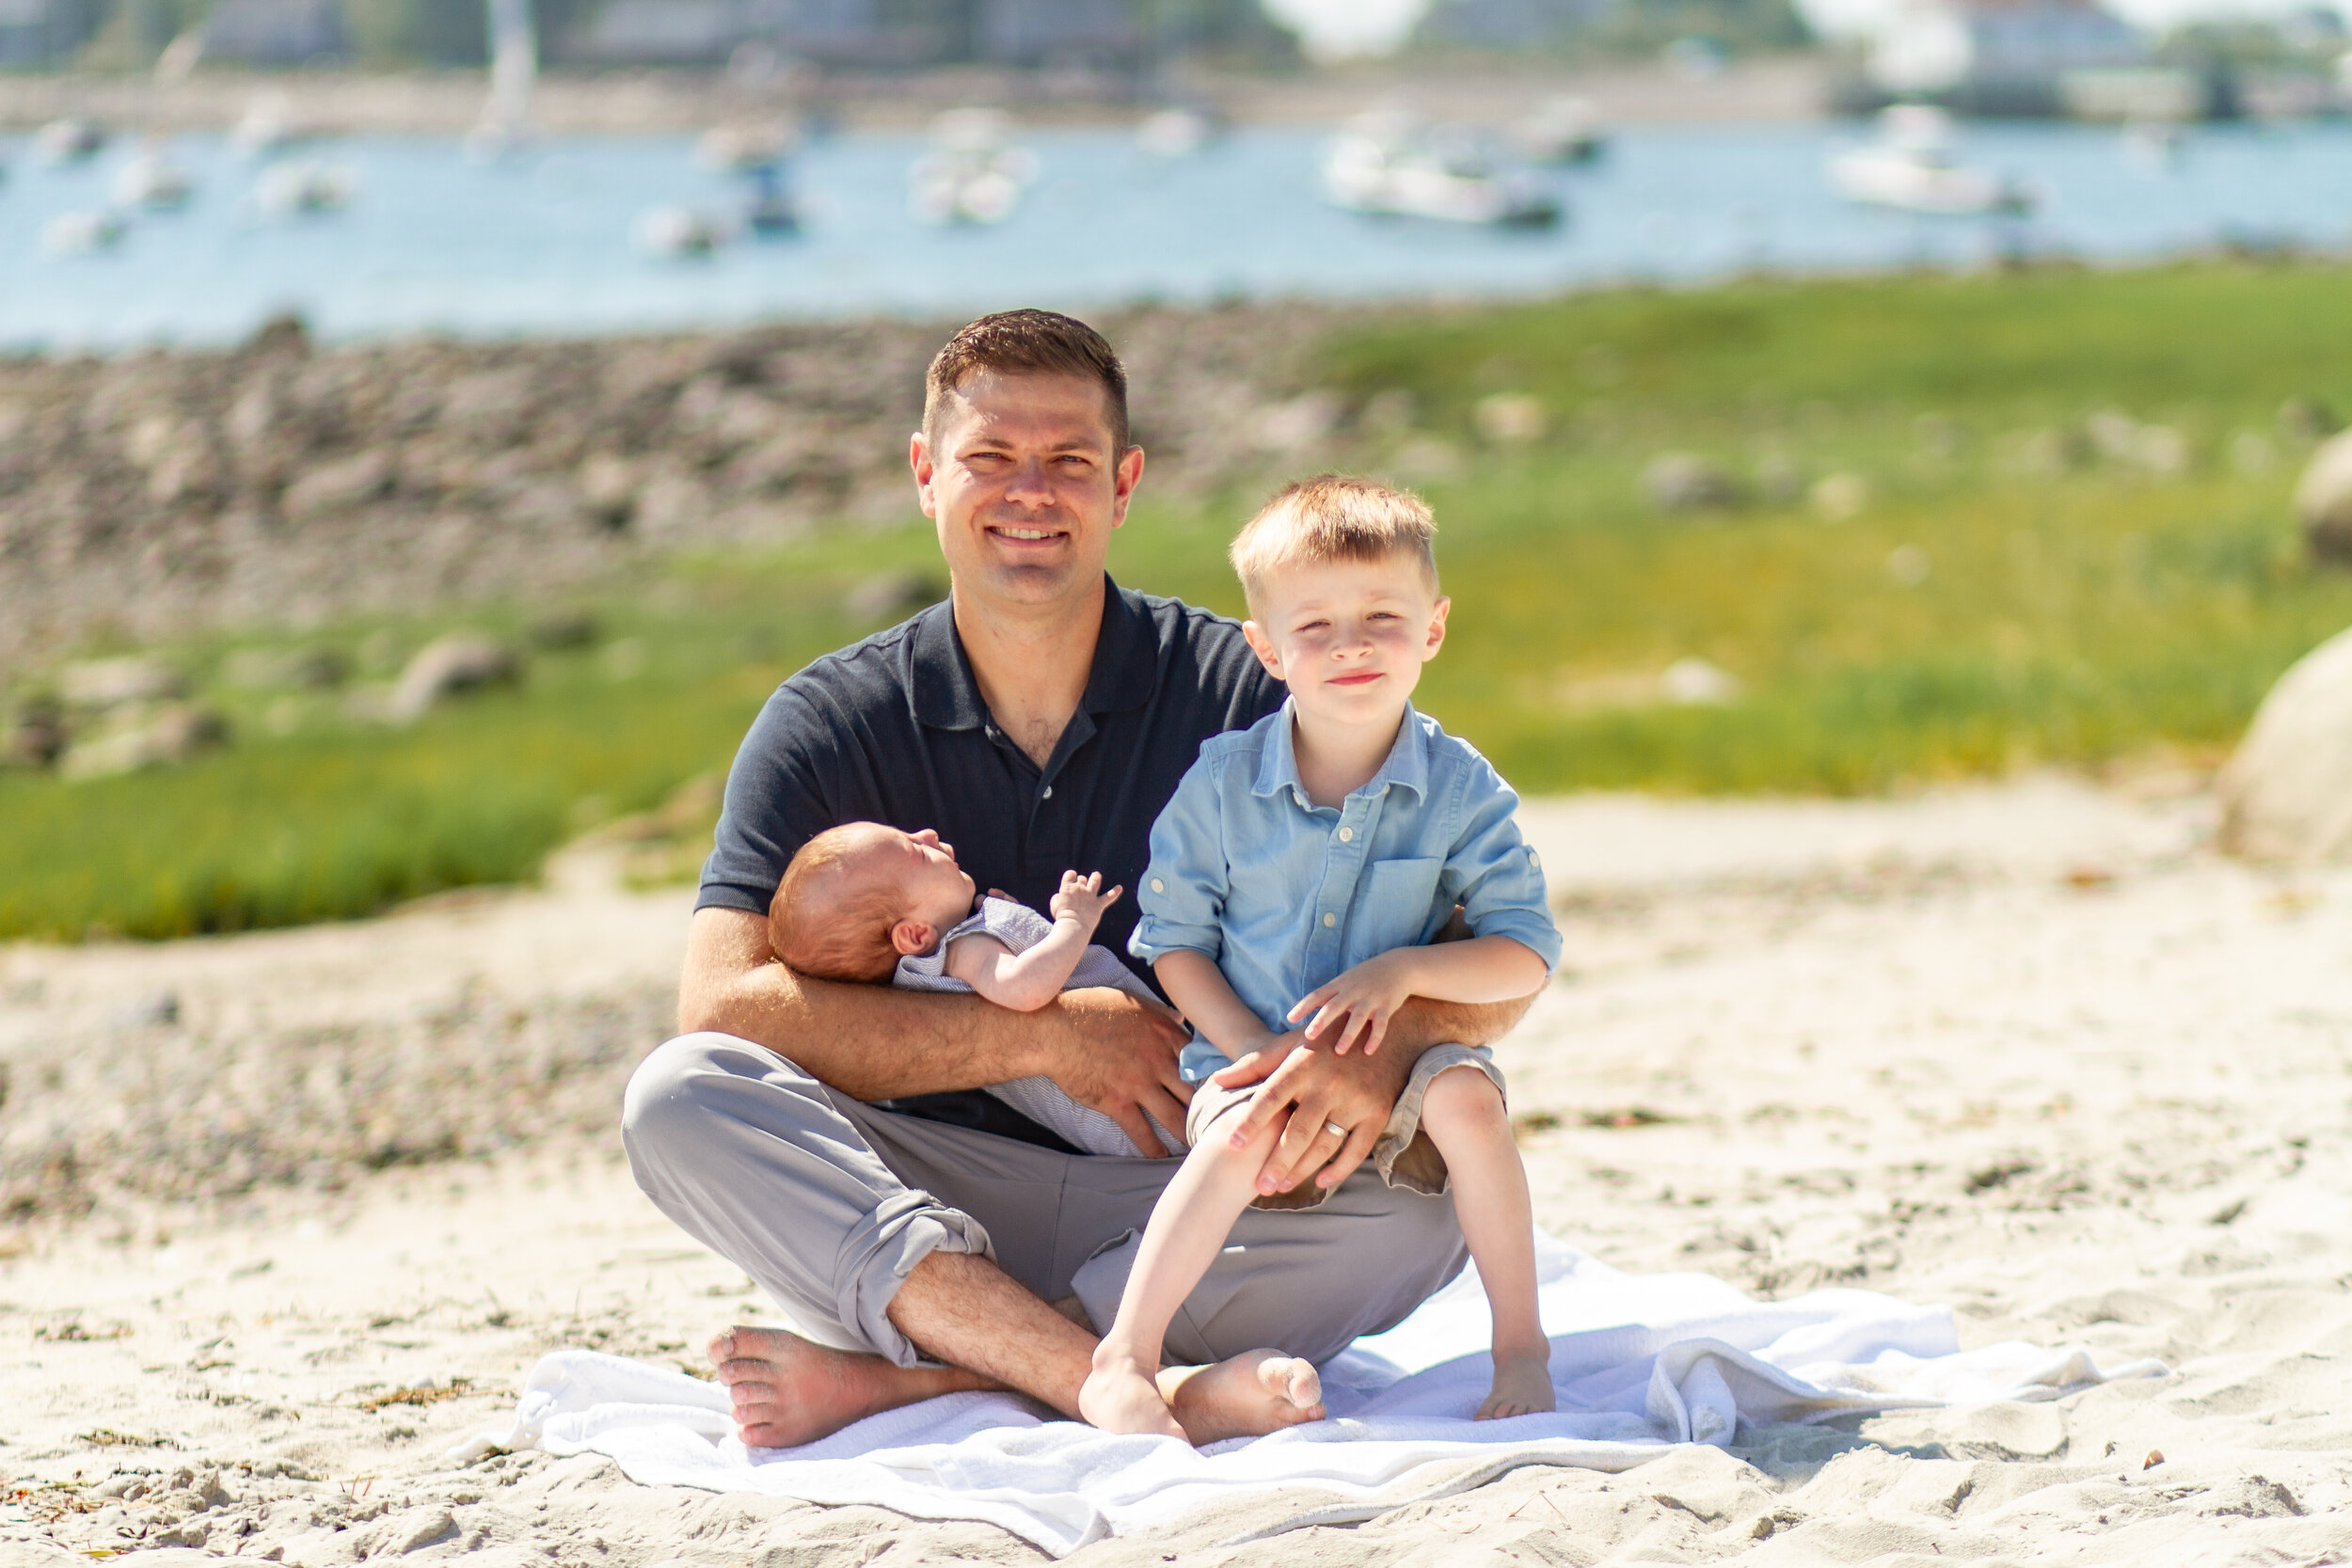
left=1049, top=870, right=1121, bottom=932
left=1286, top=950, right=1416, bottom=1055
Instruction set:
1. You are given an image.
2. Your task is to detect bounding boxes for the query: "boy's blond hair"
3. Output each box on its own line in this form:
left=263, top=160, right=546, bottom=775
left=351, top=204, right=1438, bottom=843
left=769, top=824, right=905, bottom=983
left=1228, top=475, right=1438, bottom=615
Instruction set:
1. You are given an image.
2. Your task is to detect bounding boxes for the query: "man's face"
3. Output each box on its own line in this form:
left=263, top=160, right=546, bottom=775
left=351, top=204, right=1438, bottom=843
left=912, top=370, right=1145, bottom=611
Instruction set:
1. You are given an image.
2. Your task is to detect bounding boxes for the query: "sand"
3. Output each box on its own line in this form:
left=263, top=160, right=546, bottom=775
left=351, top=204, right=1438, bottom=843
left=4, top=776, right=2349, bottom=1566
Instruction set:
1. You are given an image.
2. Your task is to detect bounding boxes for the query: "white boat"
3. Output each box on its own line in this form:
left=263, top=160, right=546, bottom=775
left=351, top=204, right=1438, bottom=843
left=1136, top=106, right=1218, bottom=159
left=255, top=160, right=356, bottom=217
left=1515, top=95, right=1606, bottom=166
left=35, top=117, right=106, bottom=166
left=1828, top=105, right=2031, bottom=217
left=466, top=0, right=538, bottom=160
left=908, top=109, right=1036, bottom=227
left=41, top=210, right=126, bottom=256
left=230, top=90, right=316, bottom=160
left=113, top=148, right=194, bottom=210
left=1322, top=112, right=1561, bottom=229
left=633, top=205, right=730, bottom=258
left=697, top=123, right=795, bottom=175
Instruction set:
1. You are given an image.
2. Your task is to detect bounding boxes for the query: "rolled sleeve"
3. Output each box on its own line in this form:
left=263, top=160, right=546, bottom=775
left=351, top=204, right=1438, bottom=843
left=1442, top=760, right=1564, bottom=975
left=1127, top=756, right=1231, bottom=967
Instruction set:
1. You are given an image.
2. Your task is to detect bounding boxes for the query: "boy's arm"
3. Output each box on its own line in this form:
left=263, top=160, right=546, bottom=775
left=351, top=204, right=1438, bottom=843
left=1152, top=949, right=1282, bottom=1063
left=1288, top=935, right=1549, bottom=1055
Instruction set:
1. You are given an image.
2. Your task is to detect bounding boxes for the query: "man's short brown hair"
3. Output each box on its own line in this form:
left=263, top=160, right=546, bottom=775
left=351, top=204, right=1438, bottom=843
left=769, top=824, right=906, bottom=984
left=923, top=309, right=1131, bottom=455
left=1229, top=475, right=1438, bottom=615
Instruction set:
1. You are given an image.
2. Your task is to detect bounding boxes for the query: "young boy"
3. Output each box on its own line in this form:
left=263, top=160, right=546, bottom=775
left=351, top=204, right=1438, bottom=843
left=768, top=821, right=1181, bottom=1157
left=1081, top=475, right=1562, bottom=1438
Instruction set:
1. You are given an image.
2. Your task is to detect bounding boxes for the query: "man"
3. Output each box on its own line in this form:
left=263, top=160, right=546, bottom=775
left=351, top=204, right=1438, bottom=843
left=622, top=309, right=1538, bottom=1447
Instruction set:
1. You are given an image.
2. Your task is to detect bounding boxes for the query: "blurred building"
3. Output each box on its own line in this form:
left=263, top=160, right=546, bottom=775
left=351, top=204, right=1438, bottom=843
left=0, top=0, right=102, bottom=65
left=203, top=0, right=351, bottom=62
left=1863, top=0, right=2147, bottom=114
left=567, top=0, right=1146, bottom=67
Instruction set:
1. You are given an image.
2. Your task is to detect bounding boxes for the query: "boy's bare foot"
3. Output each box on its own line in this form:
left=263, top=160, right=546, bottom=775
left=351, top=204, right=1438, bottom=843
left=1079, top=1346, right=1186, bottom=1438
left=1474, top=1352, right=1556, bottom=1421
left=1159, top=1350, right=1327, bottom=1444
left=708, top=1325, right=997, bottom=1449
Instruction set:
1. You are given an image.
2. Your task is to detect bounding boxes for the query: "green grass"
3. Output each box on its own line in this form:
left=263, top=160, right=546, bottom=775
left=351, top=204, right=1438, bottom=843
left=8, top=261, right=2352, bottom=941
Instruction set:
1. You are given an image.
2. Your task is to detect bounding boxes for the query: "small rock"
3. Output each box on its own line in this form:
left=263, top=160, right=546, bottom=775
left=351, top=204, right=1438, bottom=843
left=59, top=656, right=186, bottom=710
left=282, top=449, right=395, bottom=522
left=1660, top=657, right=1740, bottom=705
left=2292, top=429, right=2352, bottom=566
left=1643, top=452, right=1740, bottom=511
left=245, top=310, right=311, bottom=359
left=389, top=633, right=522, bottom=723
left=530, top=610, right=601, bottom=650
left=1249, top=391, right=1342, bottom=454
left=2279, top=395, right=2337, bottom=441
left=1810, top=472, right=1867, bottom=520
left=1472, top=392, right=1548, bottom=446
left=58, top=704, right=230, bottom=780
left=2217, top=624, right=2352, bottom=862
left=844, top=569, right=945, bottom=624
left=2142, top=1449, right=2164, bottom=1468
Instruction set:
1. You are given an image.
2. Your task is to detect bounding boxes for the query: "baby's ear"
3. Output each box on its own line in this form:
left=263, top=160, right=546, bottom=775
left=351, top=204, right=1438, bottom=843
left=891, top=919, right=936, bottom=957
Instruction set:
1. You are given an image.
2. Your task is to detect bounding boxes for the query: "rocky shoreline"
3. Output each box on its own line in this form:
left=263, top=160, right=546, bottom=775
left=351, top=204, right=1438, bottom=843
left=0, top=302, right=1357, bottom=685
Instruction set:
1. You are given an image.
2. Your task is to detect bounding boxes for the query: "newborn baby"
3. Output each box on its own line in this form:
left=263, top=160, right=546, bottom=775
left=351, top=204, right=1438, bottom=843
left=767, top=821, right=1183, bottom=1157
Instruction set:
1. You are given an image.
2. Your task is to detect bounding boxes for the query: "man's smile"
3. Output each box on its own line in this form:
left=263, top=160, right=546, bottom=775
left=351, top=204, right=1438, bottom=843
left=988, top=525, right=1065, bottom=542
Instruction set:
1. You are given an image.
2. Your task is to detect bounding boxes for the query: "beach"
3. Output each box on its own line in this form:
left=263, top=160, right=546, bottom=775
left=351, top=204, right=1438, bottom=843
left=4, top=775, right=2348, bottom=1565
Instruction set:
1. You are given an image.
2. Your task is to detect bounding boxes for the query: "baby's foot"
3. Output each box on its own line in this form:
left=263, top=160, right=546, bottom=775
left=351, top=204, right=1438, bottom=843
left=1080, top=1346, right=1185, bottom=1438
left=1159, top=1350, right=1326, bottom=1444
left=1475, top=1352, right=1555, bottom=1420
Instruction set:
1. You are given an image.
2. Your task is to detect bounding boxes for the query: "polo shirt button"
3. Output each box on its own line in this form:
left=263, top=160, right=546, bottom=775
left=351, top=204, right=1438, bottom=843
left=1337, top=826, right=1353, bottom=843
left=1041, top=785, right=1053, bottom=800
left=1151, top=879, right=1165, bottom=894
left=1322, top=911, right=1337, bottom=927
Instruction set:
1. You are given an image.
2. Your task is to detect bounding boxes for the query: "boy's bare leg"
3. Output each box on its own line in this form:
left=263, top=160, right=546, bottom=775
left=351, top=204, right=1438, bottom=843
left=714, top=1248, right=1327, bottom=1447
left=1081, top=1115, right=1327, bottom=1437
left=1418, top=1068, right=1555, bottom=1419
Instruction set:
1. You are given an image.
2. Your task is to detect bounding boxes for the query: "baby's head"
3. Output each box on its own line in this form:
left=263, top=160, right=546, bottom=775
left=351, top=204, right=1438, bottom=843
left=1229, top=475, right=1448, bottom=721
left=770, top=822, right=977, bottom=983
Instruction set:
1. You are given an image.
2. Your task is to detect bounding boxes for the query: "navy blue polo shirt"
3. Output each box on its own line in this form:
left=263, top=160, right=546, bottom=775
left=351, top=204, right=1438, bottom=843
left=697, top=575, right=1284, bottom=1147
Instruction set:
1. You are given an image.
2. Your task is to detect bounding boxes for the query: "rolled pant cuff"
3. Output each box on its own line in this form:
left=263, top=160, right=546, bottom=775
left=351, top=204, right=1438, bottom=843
left=840, top=1190, right=993, bottom=1368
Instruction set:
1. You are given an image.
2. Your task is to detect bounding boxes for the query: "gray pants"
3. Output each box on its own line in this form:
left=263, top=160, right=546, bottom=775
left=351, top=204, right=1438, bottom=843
left=622, top=1033, right=1470, bottom=1370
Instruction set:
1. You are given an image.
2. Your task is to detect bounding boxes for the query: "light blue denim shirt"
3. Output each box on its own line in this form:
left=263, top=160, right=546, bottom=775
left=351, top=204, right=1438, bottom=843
left=1130, top=700, right=1562, bottom=1081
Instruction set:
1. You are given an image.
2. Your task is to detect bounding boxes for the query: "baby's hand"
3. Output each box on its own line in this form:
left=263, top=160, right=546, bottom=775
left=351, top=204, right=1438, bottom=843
left=1286, top=950, right=1416, bottom=1055
left=1049, top=869, right=1122, bottom=933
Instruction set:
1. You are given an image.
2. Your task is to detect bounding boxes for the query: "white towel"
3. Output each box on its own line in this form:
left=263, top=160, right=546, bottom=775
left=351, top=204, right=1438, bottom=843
left=456, top=1235, right=2164, bottom=1556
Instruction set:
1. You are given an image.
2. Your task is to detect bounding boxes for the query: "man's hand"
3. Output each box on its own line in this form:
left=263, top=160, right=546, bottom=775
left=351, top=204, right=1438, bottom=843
left=1210, top=1036, right=1418, bottom=1196
left=1041, top=988, right=1192, bottom=1157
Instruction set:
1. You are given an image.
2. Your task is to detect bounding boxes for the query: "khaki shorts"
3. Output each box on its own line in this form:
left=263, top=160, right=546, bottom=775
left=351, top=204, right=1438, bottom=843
left=1183, top=1042, right=1505, bottom=1211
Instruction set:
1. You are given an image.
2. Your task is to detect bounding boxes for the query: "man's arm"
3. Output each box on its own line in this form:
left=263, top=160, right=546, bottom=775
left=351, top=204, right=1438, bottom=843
left=679, top=908, right=1193, bottom=1154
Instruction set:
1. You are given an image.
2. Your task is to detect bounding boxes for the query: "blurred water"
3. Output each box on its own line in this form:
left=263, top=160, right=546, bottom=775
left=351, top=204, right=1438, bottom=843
left=2, top=119, right=2348, bottom=350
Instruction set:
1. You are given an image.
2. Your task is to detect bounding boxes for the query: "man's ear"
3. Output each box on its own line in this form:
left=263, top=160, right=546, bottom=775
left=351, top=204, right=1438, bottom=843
left=1241, top=619, right=1284, bottom=682
left=1108, top=444, right=1146, bottom=530
left=910, top=431, right=938, bottom=520
left=891, top=919, right=937, bottom=957
left=1422, top=596, right=1451, bottom=661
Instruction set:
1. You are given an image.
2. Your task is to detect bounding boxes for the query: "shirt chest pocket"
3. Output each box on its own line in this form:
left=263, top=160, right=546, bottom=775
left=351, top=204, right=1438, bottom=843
left=1348, top=856, right=1444, bottom=959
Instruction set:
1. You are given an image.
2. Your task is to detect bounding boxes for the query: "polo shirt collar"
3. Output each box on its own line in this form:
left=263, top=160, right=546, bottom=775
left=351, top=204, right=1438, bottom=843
left=909, top=574, right=1153, bottom=731
left=1252, top=698, right=1431, bottom=803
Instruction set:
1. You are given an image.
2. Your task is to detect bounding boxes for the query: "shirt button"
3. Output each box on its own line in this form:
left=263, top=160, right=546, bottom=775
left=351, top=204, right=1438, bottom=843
left=1322, top=911, right=1337, bottom=927
left=1151, top=879, right=1165, bottom=894
left=1528, top=848, right=1540, bottom=867
left=1041, top=785, right=1053, bottom=800
left=1337, top=826, right=1353, bottom=843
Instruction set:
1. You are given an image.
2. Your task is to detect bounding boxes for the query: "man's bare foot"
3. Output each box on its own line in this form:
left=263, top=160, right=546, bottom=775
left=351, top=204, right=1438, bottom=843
left=1079, top=1344, right=1186, bottom=1438
left=1474, top=1352, right=1556, bottom=1420
left=708, top=1325, right=998, bottom=1449
left=1157, top=1349, right=1327, bottom=1444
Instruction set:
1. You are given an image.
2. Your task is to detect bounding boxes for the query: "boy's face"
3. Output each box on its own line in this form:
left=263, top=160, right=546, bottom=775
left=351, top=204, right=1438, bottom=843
left=1241, top=555, right=1449, bottom=729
